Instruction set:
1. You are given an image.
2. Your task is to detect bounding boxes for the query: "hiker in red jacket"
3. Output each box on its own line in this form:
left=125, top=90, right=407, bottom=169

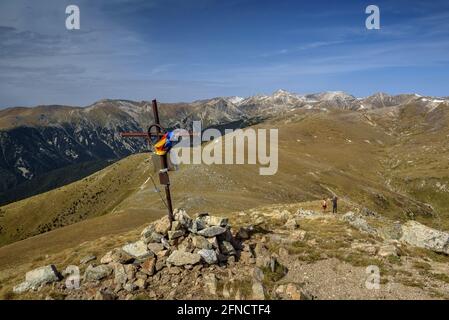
left=321, top=197, right=327, bottom=213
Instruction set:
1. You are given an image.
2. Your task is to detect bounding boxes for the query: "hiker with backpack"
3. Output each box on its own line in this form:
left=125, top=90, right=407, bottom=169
left=332, top=195, right=338, bottom=214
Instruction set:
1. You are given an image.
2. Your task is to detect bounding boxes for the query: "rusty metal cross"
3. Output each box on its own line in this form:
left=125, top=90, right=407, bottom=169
left=120, top=99, right=176, bottom=222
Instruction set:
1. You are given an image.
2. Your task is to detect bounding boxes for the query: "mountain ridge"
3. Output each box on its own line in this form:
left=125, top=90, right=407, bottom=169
left=0, top=90, right=447, bottom=205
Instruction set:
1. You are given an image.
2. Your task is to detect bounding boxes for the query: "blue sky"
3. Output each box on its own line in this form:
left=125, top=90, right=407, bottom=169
left=0, top=0, right=449, bottom=107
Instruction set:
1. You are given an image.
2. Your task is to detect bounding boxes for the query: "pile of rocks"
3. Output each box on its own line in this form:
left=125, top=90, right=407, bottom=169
left=138, top=209, right=246, bottom=267
left=13, top=209, right=256, bottom=298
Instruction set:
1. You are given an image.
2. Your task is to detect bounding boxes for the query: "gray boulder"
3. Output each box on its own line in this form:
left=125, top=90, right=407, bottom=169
left=192, top=235, right=213, bottom=249
left=205, top=216, right=229, bottom=227
left=174, top=208, right=193, bottom=229
left=13, top=281, right=33, bottom=294
left=84, top=264, right=113, bottom=282
left=122, top=240, right=153, bottom=259
left=168, top=230, right=185, bottom=240
left=142, top=231, right=164, bottom=244
left=167, top=250, right=201, bottom=266
left=197, top=226, right=226, bottom=237
left=153, top=215, right=171, bottom=236
left=208, top=237, right=219, bottom=249
left=189, top=217, right=208, bottom=233
left=14, top=265, right=62, bottom=293
left=198, top=249, right=218, bottom=264
left=141, top=224, right=155, bottom=238
left=219, top=241, right=236, bottom=256
left=124, top=282, right=138, bottom=292
left=171, top=221, right=182, bottom=231
left=400, top=221, right=449, bottom=254
left=100, top=249, right=134, bottom=264
left=26, top=265, right=61, bottom=285
left=147, top=243, right=165, bottom=254
left=342, top=212, right=377, bottom=235
left=112, top=263, right=128, bottom=285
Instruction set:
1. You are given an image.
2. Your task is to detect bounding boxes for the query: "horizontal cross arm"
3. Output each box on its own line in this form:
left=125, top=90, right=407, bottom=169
left=120, top=132, right=151, bottom=138
left=120, top=131, right=199, bottom=138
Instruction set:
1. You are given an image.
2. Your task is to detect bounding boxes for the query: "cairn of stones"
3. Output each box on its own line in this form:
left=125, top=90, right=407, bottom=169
left=14, top=209, right=251, bottom=295
left=139, top=209, right=243, bottom=267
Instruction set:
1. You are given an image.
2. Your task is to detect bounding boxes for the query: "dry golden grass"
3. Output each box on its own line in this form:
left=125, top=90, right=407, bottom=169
left=0, top=153, right=155, bottom=246
left=0, top=227, right=139, bottom=300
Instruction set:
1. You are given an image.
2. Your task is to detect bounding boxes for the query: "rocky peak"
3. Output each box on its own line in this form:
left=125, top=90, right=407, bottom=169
left=272, top=89, right=293, bottom=96
left=225, top=96, right=245, bottom=105
left=307, top=91, right=355, bottom=101
left=360, top=92, right=418, bottom=109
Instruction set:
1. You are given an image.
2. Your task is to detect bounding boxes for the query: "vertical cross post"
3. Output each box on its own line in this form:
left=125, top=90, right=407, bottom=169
left=151, top=99, right=174, bottom=223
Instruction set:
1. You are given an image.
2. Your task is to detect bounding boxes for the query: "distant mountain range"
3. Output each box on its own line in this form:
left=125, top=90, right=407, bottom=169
left=0, top=90, right=447, bottom=204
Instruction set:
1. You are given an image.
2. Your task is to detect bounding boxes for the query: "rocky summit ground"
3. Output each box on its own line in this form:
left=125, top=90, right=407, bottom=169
left=5, top=200, right=449, bottom=300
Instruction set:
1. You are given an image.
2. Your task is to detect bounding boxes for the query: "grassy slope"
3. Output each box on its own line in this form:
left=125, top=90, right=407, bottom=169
left=372, top=103, right=449, bottom=229
left=0, top=159, right=115, bottom=206
left=0, top=154, right=154, bottom=246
